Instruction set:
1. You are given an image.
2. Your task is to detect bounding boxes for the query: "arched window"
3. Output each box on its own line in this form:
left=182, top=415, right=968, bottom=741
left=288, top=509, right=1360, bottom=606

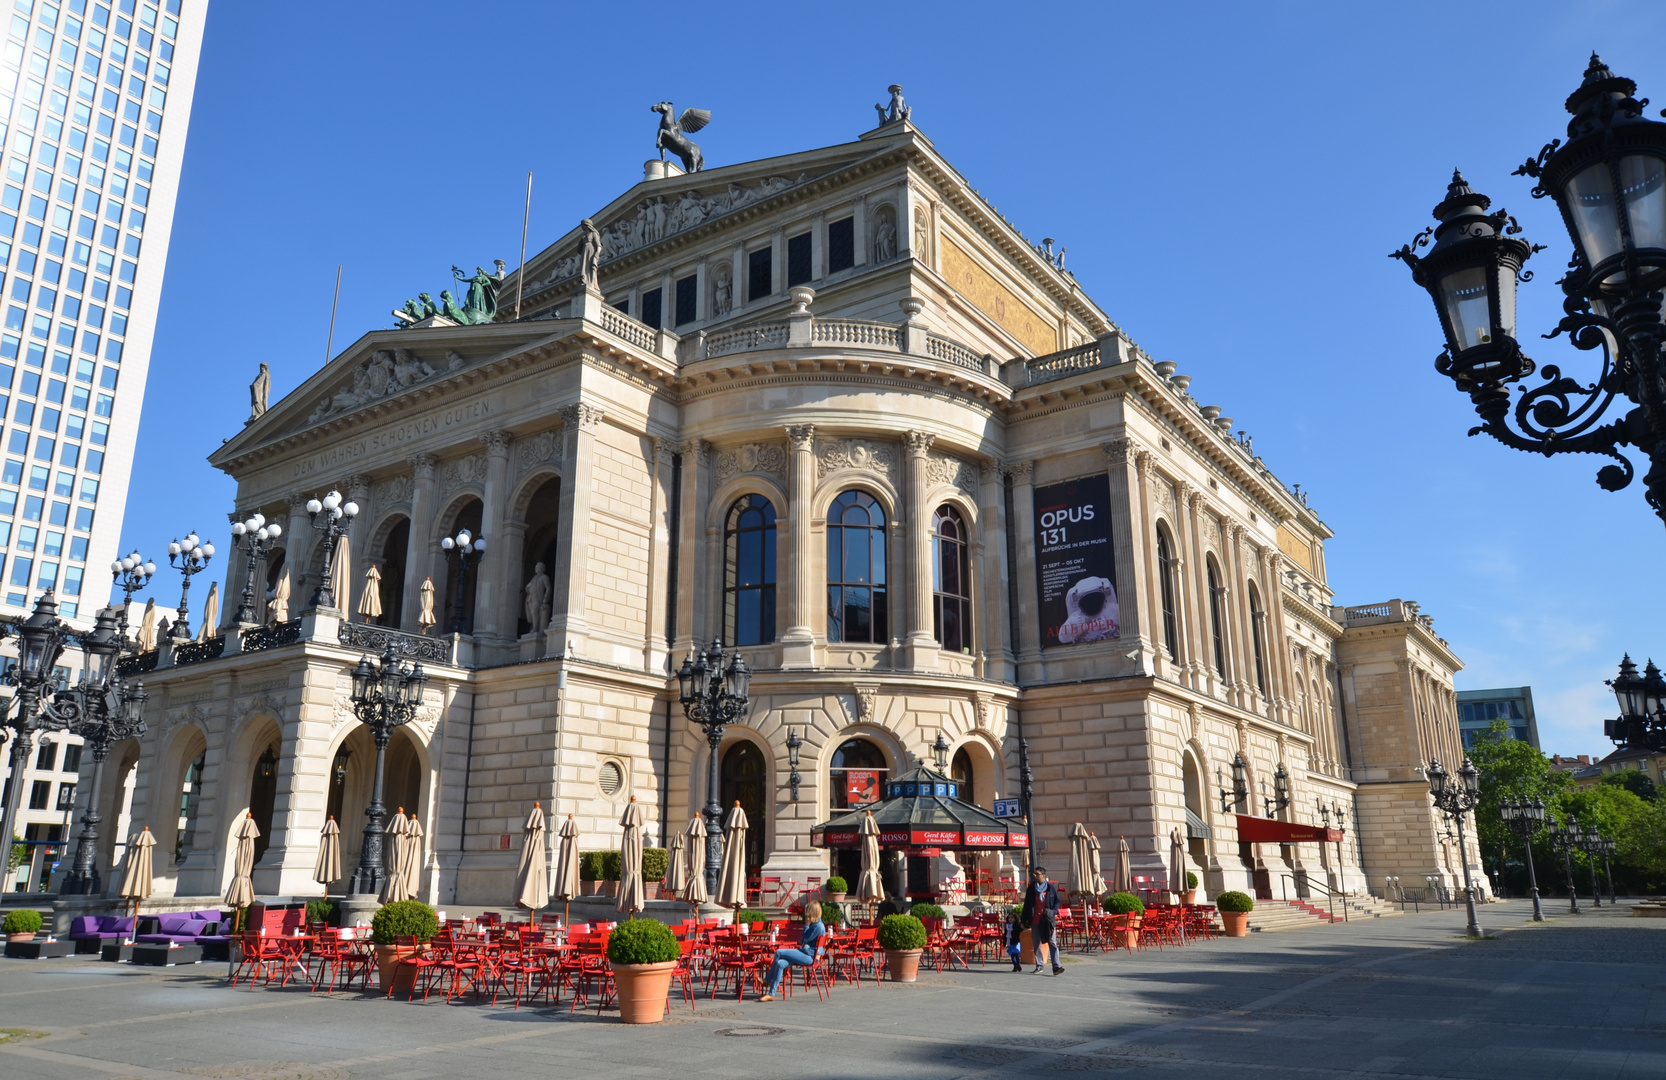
left=1248, top=582, right=1268, bottom=695
left=1206, top=557, right=1228, bottom=678
left=723, top=495, right=777, bottom=646
left=932, top=505, right=971, bottom=653
left=950, top=746, right=974, bottom=806
left=827, top=491, right=888, bottom=643
left=829, top=737, right=888, bottom=809
left=1156, top=526, right=1180, bottom=660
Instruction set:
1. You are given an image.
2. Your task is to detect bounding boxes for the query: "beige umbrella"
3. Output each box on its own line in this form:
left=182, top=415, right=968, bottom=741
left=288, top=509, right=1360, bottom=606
left=137, top=598, right=157, bottom=651
left=268, top=568, right=291, bottom=623
left=615, top=796, right=647, bottom=916
left=224, top=812, right=260, bottom=910
left=551, top=814, right=581, bottom=924
left=514, top=802, right=550, bottom=912
left=1169, top=828, right=1188, bottom=901
left=313, top=816, right=341, bottom=887
left=330, top=534, right=353, bottom=615
left=715, top=801, right=749, bottom=912
left=417, top=578, right=437, bottom=634
left=118, top=826, right=155, bottom=918
left=359, top=564, right=384, bottom=622
left=1114, top=835, right=1133, bottom=895
left=666, top=831, right=688, bottom=897
left=196, top=582, right=220, bottom=642
left=402, top=815, right=425, bottom=898
left=1088, top=832, right=1107, bottom=896
left=855, top=810, right=883, bottom=914
left=679, top=815, right=709, bottom=913
left=379, top=808, right=411, bottom=903
left=1069, top=822, right=1096, bottom=901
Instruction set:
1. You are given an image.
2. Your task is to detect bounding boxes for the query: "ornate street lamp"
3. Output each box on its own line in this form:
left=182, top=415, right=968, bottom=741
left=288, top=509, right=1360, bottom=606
left=305, top=490, right=359, bottom=610
left=1598, top=833, right=1618, bottom=904
left=1261, top=762, right=1291, bottom=818
left=1606, top=653, right=1666, bottom=752
left=785, top=726, right=802, bottom=802
left=1218, top=752, right=1248, bottom=814
left=165, top=532, right=214, bottom=642
left=676, top=638, right=751, bottom=894
left=344, top=647, right=428, bottom=896
left=108, top=550, right=155, bottom=647
left=1574, top=823, right=1606, bottom=907
left=931, top=730, right=951, bottom=771
left=439, top=528, right=486, bottom=634
left=229, top=512, right=283, bottom=625
left=59, top=607, right=147, bottom=894
left=0, top=593, right=75, bottom=870
left=1393, top=56, right=1666, bottom=528
left=1548, top=814, right=1582, bottom=914
left=1426, top=758, right=1483, bottom=936
left=1500, top=795, right=1546, bottom=922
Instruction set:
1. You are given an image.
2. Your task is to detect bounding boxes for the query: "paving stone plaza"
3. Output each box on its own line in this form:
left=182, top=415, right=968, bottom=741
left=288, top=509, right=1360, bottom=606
left=1, top=902, right=1661, bottom=1079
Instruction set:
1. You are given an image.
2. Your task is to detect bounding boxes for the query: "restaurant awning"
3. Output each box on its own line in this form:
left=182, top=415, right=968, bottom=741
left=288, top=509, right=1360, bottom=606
left=811, top=764, right=1030, bottom=850
left=1235, top=815, right=1343, bottom=845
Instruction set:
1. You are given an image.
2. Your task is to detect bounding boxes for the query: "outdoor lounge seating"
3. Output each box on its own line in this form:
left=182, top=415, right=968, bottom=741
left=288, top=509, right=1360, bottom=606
left=134, top=909, right=228, bottom=946
left=68, top=915, right=137, bottom=953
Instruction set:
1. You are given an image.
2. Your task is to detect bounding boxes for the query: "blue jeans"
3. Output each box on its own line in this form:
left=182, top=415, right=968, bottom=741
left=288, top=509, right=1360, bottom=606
left=764, top=947, right=815, bottom=993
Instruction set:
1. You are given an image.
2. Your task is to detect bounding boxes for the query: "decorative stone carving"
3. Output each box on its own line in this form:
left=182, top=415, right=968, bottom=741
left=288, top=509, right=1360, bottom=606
left=713, top=264, right=733, bottom=316
left=853, top=684, right=878, bottom=722
left=1102, top=438, right=1132, bottom=468
left=971, top=693, right=991, bottom=729
left=231, top=691, right=289, bottom=736
left=524, top=562, right=552, bottom=630
left=902, top=431, right=935, bottom=457
left=817, top=438, right=899, bottom=482
left=1005, top=460, right=1034, bottom=483
left=1202, top=513, right=1223, bottom=552
left=873, top=204, right=898, bottom=262
left=409, top=454, right=438, bottom=481
left=925, top=452, right=978, bottom=497
left=1155, top=480, right=1177, bottom=520
left=481, top=430, right=512, bottom=457
left=374, top=473, right=413, bottom=507
left=441, top=453, right=487, bottom=495
left=557, top=403, right=606, bottom=430
left=714, top=442, right=787, bottom=485
left=516, top=430, right=562, bottom=474
left=161, top=702, right=212, bottom=741
left=307, top=349, right=439, bottom=423
left=785, top=425, right=815, bottom=450
left=445, top=350, right=468, bottom=372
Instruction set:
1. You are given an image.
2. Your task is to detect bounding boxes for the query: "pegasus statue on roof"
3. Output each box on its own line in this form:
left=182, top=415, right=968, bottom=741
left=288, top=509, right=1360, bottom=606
left=652, top=101, right=711, bottom=173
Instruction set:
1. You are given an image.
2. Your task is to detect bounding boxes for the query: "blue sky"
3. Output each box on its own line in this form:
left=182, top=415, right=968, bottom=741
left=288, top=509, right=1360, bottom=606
left=116, top=1, right=1666, bottom=755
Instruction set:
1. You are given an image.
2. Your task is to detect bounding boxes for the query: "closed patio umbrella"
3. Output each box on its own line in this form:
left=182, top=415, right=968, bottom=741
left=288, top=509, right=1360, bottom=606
left=330, top=534, right=353, bottom=615
left=1114, top=836, right=1133, bottom=895
left=137, top=598, right=157, bottom=651
left=268, top=568, right=291, bottom=623
left=514, top=802, right=549, bottom=912
left=1088, top=832, right=1107, bottom=897
left=1169, top=828, right=1188, bottom=901
left=196, top=582, right=220, bottom=642
left=551, top=814, right=581, bottom=925
left=1069, top=822, right=1096, bottom=901
left=666, top=831, right=688, bottom=897
left=417, top=578, right=437, bottom=634
left=679, top=815, right=708, bottom=912
left=402, top=815, right=425, bottom=898
left=615, top=796, right=647, bottom=916
left=855, top=810, right=883, bottom=920
left=225, top=813, right=260, bottom=910
left=380, top=809, right=411, bottom=903
left=715, top=802, right=749, bottom=912
left=118, top=826, right=155, bottom=918
left=359, top=564, right=383, bottom=621
left=313, top=816, right=341, bottom=887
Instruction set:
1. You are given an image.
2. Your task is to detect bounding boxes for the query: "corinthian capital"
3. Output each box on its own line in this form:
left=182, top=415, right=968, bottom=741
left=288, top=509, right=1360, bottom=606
left=903, top=430, right=936, bottom=457
left=481, top=430, right=513, bottom=457
left=557, top=403, right=606, bottom=430
left=1102, top=438, right=1133, bottom=468
left=785, top=424, right=815, bottom=451
left=408, top=453, right=438, bottom=480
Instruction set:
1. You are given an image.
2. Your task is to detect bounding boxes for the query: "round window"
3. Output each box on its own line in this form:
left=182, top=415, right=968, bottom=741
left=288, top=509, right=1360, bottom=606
left=598, top=759, right=625, bottom=797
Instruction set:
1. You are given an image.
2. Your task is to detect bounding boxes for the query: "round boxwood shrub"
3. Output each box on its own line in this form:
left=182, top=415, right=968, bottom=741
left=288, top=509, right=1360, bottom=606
left=3, top=908, right=43, bottom=935
left=606, top=917, right=679, bottom=966
left=641, top=847, right=670, bottom=884
left=305, top=899, right=338, bottom=926
left=370, top=899, right=439, bottom=945
left=909, top=902, right=946, bottom=920
left=820, top=900, right=844, bottom=927
left=1215, top=890, right=1255, bottom=913
left=733, top=909, right=768, bottom=927
left=1186, top=871, right=1199, bottom=890
left=878, top=913, right=927, bottom=951
left=825, top=875, right=849, bottom=894
left=1102, top=891, right=1144, bottom=915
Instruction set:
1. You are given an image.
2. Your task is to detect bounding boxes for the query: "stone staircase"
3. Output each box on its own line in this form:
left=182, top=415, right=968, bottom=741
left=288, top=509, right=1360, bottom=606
left=1243, top=894, right=1404, bottom=932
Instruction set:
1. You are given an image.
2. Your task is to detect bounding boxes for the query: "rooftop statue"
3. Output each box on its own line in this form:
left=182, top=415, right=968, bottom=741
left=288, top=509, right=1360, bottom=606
left=653, top=101, right=710, bottom=173
left=874, top=84, right=911, bottom=126
left=248, top=362, right=270, bottom=423
left=397, top=264, right=504, bottom=327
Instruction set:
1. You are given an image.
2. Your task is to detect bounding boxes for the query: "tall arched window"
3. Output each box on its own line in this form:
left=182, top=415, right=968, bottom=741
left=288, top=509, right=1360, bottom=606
left=827, top=491, right=888, bottom=643
left=1206, top=557, right=1228, bottom=678
left=1248, top=582, right=1268, bottom=695
left=723, top=495, right=776, bottom=646
left=1156, top=526, right=1180, bottom=660
left=932, top=505, right=971, bottom=653
left=830, top=737, right=888, bottom=809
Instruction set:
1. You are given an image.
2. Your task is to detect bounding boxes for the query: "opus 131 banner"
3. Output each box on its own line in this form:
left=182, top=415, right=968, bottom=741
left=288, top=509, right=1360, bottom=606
left=1033, top=473, right=1120, bottom=644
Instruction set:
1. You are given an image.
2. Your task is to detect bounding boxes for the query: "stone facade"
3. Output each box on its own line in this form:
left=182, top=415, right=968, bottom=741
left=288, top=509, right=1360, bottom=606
left=79, top=111, right=1477, bottom=908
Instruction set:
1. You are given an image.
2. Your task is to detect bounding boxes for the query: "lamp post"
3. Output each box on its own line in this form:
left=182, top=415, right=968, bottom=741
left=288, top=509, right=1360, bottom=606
left=1500, top=795, right=1546, bottom=921
left=931, top=731, right=951, bottom=771
left=343, top=647, right=428, bottom=896
left=439, top=528, right=485, bottom=634
left=785, top=727, right=802, bottom=802
left=1217, top=752, right=1248, bottom=814
left=59, top=607, right=147, bottom=894
left=109, top=550, right=155, bottom=647
left=1548, top=815, right=1581, bottom=914
left=228, top=513, right=283, bottom=626
left=1575, top=825, right=1605, bottom=907
left=1605, top=653, right=1666, bottom=753
left=1017, top=733, right=1037, bottom=877
left=675, top=638, right=751, bottom=894
left=1426, top=758, right=1483, bottom=937
left=0, top=593, right=75, bottom=876
left=1391, top=55, right=1666, bottom=529
left=165, top=533, right=214, bottom=642
left=1599, top=833, right=1618, bottom=903
left=305, top=490, right=359, bottom=610
left=1261, top=762, right=1291, bottom=818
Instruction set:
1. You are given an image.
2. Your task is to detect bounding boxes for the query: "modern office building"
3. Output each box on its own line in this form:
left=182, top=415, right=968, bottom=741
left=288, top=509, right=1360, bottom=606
left=1456, top=686, right=1539, bottom=749
left=0, top=0, right=204, bottom=889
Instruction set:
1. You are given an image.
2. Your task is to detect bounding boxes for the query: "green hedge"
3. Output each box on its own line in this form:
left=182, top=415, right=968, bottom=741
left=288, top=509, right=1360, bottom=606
left=2, top=908, right=43, bottom=935
left=606, top=917, right=679, bottom=965
left=733, top=909, right=768, bottom=927
left=580, top=851, right=611, bottom=881
left=599, top=850, right=622, bottom=881
left=909, top=902, right=946, bottom=920
left=825, top=876, right=849, bottom=894
left=642, top=847, right=669, bottom=884
left=371, top=899, right=438, bottom=945
left=1215, top=890, right=1254, bottom=913
left=1102, top=891, right=1144, bottom=915
left=305, top=899, right=338, bottom=927
left=878, top=913, right=927, bottom=951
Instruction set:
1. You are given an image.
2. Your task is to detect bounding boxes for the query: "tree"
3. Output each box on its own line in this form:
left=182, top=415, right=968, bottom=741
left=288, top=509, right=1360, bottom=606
left=1466, top=719, right=1571, bottom=857
left=1600, top=770, right=1658, bottom=802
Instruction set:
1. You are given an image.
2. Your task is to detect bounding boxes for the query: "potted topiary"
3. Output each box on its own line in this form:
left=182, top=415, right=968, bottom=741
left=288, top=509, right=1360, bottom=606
left=1102, top=891, right=1145, bottom=948
left=599, top=850, right=623, bottom=898
left=607, top=917, right=680, bottom=1023
left=824, top=876, right=848, bottom=902
left=878, top=913, right=927, bottom=982
left=3, top=908, right=43, bottom=942
left=821, top=900, right=845, bottom=928
left=1215, top=891, right=1253, bottom=937
left=1182, top=871, right=1199, bottom=905
left=642, top=848, right=669, bottom=901
left=370, top=899, right=439, bottom=994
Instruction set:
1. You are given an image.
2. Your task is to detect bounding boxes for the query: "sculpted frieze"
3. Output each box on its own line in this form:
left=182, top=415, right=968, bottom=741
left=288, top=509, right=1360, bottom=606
left=925, top=452, right=978, bottom=497
left=441, top=453, right=488, bottom=496
left=516, top=430, right=563, bottom=475
left=307, top=349, right=441, bottom=424
left=816, top=438, right=898, bottom=482
left=714, top=442, right=787, bottom=486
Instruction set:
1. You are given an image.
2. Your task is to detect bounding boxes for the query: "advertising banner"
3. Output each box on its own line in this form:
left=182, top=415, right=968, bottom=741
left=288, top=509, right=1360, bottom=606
left=1033, top=473, right=1120, bottom=645
left=845, top=770, right=881, bottom=806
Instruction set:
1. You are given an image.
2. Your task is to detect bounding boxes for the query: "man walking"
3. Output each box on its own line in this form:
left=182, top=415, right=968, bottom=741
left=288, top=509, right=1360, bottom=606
left=1021, top=865, right=1064, bottom=975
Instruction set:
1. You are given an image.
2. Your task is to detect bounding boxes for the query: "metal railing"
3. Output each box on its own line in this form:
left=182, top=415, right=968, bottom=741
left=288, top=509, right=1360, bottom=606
left=1278, top=873, right=1347, bottom=922
left=114, top=650, right=159, bottom=677
left=173, top=637, right=226, bottom=666
left=241, top=620, right=303, bottom=653
left=338, top=621, right=451, bottom=663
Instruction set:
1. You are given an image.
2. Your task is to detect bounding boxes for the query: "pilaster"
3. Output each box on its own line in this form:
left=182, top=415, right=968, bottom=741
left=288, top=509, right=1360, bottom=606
left=780, top=425, right=817, bottom=668
left=546, top=404, right=604, bottom=658
left=976, top=459, right=1012, bottom=682
left=472, top=430, right=513, bottom=647
left=1102, top=438, right=1150, bottom=674
left=401, top=454, right=437, bottom=633
left=900, top=430, right=938, bottom=671
left=284, top=493, right=311, bottom=612
left=1008, top=461, right=1043, bottom=682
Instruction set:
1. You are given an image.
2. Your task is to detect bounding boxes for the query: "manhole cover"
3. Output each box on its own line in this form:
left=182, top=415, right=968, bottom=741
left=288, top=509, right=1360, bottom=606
left=716, top=1026, right=784, bottom=1037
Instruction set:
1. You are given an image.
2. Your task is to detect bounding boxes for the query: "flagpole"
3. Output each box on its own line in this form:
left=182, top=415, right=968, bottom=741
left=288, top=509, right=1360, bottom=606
left=515, top=172, right=532, bottom=320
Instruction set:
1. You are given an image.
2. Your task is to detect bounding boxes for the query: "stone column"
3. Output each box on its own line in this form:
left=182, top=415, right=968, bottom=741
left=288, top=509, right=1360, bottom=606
left=1263, top=549, right=1298, bottom=724
left=770, top=227, right=785, bottom=296
left=341, top=474, right=371, bottom=616
left=1133, top=451, right=1167, bottom=676
left=671, top=440, right=704, bottom=660
left=780, top=425, right=817, bottom=668
left=1007, top=461, right=1042, bottom=680
left=401, top=454, right=437, bottom=634
left=471, top=430, right=513, bottom=646
left=976, top=460, right=1011, bottom=682
left=547, top=404, right=604, bottom=658
left=1224, top=524, right=1254, bottom=709
left=1102, top=439, right=1148, bottom=672
left=694, top=256, right=708, bottom=322
left=1173, top=484, right=1206, bottom=690
left=852, top=195, right=868, bottom=267
left=730, top=243, right=746, bottom=312
left=900, top=431, right=938, bottom=671
left=284, top=493, right=311, bottom=611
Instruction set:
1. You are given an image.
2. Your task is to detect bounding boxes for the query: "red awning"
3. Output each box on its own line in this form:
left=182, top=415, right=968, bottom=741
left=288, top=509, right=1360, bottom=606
left=1235, top=815, right=1343, bottom=844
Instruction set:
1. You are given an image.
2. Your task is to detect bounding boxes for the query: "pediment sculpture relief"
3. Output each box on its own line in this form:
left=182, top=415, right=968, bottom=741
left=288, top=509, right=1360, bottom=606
left=307, top=349, right=439, bottom=424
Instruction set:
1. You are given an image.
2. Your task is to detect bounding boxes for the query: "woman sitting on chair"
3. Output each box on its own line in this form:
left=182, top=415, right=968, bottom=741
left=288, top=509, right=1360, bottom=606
left=759, top=901, right=827, bottom=1002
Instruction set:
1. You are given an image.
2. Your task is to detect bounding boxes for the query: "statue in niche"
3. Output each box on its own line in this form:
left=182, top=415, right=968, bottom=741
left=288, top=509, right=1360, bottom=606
left=524, top=562, right=552, bottom=631
left=580, top=218, right=604, bottom=290
left=713, top=265, right=732, bottom=316
left=652, top=101, right=711, bottom=173
left=248, top=362, right=270, bottom=422
left=874, top=84, right=911, bottom=126
left=873, top=207, right=898, bottom=262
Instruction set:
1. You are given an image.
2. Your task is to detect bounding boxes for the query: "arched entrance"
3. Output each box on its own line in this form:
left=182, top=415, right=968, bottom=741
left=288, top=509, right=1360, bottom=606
left=441, top=499, right=484, bottom=635
left=951, top=747, right=975, bottom=807
left=376, top=519, right=408, bottom=629
left=829, top=737, right=889, bottom=888
left=249, top=743, right=280, bottom=864
left=518, top=477, right=561, bottom=637
left=720, top=741, right=767, bottom=873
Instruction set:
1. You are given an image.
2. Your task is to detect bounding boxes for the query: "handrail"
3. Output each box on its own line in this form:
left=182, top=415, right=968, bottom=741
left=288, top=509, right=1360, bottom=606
left=1277, top=873, right=1346, bottom=922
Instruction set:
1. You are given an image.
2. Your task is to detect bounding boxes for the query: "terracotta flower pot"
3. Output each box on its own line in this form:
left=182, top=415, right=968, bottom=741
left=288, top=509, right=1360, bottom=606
left=8, top=932, right=35, bottom=942
left=644, top=882, right=661, bottom=900
left=885, top=948, right=923, bottom=982
left=1018, top=928, right=1035, bottom=966
left=1220, top=911, right=1249, bottom=937
left=1181, top=890, right=1197, bottom=905
left=581, top=880, right=601, bottom=896
left=828, top=892, right=847, bottom=903
left=1120, top=929, right=1140, bottom=949
left=602, top=881, right=619, bottom=898
left=375, top=943, right=422, bottom=993
left=610, top=960, right=676, bottom=1023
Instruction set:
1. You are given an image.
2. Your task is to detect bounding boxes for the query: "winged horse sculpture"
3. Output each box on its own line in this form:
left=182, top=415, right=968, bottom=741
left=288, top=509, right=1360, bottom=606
left=653, top=102, right=711, bottom=173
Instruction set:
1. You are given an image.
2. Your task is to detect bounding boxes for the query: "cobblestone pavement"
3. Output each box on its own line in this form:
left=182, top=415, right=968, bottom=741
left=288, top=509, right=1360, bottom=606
left=0, top=900, right=1661, bottom=1079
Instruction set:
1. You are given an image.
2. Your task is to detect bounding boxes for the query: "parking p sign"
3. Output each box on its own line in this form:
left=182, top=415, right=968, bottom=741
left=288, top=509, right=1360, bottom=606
left=992, top=798, right=1023, bottom=819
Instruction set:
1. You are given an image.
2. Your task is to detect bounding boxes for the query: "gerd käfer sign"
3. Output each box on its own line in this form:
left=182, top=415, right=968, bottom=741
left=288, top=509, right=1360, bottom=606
left=1033, top=473, right=1119, bottom=644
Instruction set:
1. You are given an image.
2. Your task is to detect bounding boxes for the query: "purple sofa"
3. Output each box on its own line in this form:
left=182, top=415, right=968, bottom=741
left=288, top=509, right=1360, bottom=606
left=134, top=909, right=226, bottom=946
left=68, top=915, right=136, bottom=953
